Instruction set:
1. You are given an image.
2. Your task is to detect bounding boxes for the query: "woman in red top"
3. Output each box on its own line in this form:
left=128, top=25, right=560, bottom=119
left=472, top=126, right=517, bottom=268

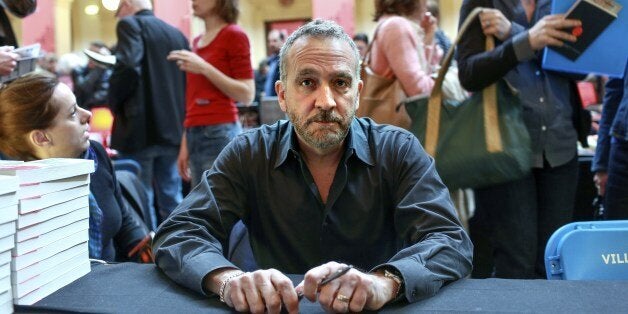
left=168, top=0, right=254, bottom=187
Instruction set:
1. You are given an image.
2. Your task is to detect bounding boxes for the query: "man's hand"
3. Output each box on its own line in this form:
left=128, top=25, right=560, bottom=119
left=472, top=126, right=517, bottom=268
left=297, top=262, right=398, bottom=313
left=479, top=9, right=513, bottom=41
left=0, top=46, right=18, bottom=76
left=594, top=171, right=608, bottom=196
left=205, top=268, right=299, bottom=314
left=528, top=14, right=581, bottom=50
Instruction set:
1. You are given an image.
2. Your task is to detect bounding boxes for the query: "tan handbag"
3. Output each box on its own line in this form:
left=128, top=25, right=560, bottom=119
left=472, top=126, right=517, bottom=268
left=356, top=25, right=412, bottom=130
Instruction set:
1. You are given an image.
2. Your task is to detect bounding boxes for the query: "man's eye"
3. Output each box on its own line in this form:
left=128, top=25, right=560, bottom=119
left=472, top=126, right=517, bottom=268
left=336, top=80, right=349, bottom=88
left=300, top=79, right=314, bottom=87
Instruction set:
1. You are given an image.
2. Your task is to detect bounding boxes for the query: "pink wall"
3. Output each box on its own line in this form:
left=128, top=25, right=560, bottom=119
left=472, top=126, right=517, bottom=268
left=21, top=0, right=55, bottom=51
left=311, top=0, right=355, bottom=36
left=153, top=0, right=192, bottom=41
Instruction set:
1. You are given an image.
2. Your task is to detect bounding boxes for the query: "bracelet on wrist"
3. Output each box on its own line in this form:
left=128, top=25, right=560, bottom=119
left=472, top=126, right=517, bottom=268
left=218, top=271, right=245, bottom=303
left=382, top=269, right=404, bottom=302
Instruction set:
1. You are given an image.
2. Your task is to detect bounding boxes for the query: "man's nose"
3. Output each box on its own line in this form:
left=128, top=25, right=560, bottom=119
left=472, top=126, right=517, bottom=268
left=314, top=84, right=336, bottom=111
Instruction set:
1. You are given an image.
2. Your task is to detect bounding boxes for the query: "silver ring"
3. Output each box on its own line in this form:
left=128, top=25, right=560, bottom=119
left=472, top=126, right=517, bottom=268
left=336, top=294, right=350, bottom=303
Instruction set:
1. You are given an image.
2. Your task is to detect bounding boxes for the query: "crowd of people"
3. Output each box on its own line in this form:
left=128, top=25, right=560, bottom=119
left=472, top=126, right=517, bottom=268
left=0, top=0, right=626, bottom=312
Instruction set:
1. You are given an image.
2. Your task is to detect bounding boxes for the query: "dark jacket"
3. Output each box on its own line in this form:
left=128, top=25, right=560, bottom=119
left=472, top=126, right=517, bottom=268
left=88, top=141, right=148, bottom=261
left=592, top=63, right=628, bottom=173
left=73, top=66, right=112, bottom=110
left=108, top=10, right=188, bottom=153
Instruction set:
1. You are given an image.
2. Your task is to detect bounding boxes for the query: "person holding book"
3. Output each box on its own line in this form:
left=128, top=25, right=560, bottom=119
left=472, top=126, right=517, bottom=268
left=72, top=41, right=112, bottom=110
left=0, top=72, right=153, bottom=263
left=592, top=62, right=628, bottom=219
left=456, top=0, right=589, bottom=279
left=154, top=20, right=472, bottom=313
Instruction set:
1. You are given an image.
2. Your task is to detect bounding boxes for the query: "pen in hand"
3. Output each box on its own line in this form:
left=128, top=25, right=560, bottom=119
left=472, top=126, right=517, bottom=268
left=297, top=265, right=353, bottom=300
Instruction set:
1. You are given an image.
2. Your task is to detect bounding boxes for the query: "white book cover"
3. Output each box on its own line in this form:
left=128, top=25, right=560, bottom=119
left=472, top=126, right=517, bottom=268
left=17, top=196, right=88, bottom=229
left=0, top=235, right=13, bottom=253
left=18, top=174, right=90, bottom=199
left=0, top=204, right=17, bottom=225
left=0, top=300, right=11, bottom=314
left=11, top=231, right=87, bottom=271
left=18, top=184, right=89, bottom=215
left=0, top=275, right=9, bottom=295
left=0, top=289, right=11, bottom=308
left=11, top=242, right=88, bottom=285
left=0, top=222, right=15, bottom=239
left=12, top=250, right=88, bottom=298
left=13, top=219, right=88, bottom=256
left=0, top=251, right=10, bottom=266
left=13, top=260, right=90, bottom=306
left=0, top=204, right=18, bottom=224
left=0, top=263, right=9, bottom=281
left=0, top=159, right=94, bottom=185
left=0, top=175, right=18, bottom=196
left=16, top=207, right=88, bottom=242
left=0, top=192, right=17, bottom=208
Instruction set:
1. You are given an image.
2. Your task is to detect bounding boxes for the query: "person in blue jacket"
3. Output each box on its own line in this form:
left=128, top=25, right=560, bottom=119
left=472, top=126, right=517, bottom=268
left=0, top=72, right=153, bottom=262
left=592, top=61, right=628, bottom=219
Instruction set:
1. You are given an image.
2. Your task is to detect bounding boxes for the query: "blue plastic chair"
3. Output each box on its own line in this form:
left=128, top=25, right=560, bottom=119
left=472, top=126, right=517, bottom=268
left=545, top=220, right=628, bottom=280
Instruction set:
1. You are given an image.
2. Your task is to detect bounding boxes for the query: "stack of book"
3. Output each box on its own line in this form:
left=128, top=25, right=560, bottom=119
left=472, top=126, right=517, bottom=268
left=0, top=159, right=95, bottom=306
left=0, top=175, right=19, bottom=313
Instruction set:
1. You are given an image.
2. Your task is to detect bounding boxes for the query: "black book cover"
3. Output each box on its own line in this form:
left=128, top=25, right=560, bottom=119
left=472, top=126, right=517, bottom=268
left=551, top=0, right=621, bottom=61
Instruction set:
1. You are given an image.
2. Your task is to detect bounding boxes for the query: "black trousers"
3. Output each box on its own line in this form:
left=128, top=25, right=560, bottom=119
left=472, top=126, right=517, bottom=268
left=472, top=157, right=578, bottom=279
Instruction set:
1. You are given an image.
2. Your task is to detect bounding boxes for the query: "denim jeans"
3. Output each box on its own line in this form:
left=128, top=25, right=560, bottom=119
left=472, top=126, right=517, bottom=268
left=187, top=122, right=242, bottom=188
left=605, top=137, right=628, bottom=219
left=121, top=145, right=182, bottom=228
left=473, top=156, right=578, bottom=279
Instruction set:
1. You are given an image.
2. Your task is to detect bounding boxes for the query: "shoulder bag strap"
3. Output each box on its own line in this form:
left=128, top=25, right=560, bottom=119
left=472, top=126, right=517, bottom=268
left=424, top=7, right=501, bottom=156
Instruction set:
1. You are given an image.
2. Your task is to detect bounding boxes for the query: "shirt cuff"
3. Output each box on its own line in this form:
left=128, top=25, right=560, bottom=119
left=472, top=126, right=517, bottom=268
left=181, top=252, right=237, bottom=296
left=512, top=31, right=535, bottom=62
left=374, top=259, right=443, bottom=303
left=509, top=22, right=526, bottom=38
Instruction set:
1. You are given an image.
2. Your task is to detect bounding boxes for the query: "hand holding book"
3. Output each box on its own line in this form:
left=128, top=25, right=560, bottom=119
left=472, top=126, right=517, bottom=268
left=528, top=14, right=581, bottom=51
left=550, top=0, right=623, bottom=60
left=0, top=46, right=18, bottom=76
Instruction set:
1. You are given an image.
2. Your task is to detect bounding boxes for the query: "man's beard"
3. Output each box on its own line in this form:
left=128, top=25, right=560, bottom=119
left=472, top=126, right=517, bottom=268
left=288, top=106, right=354, bottom=151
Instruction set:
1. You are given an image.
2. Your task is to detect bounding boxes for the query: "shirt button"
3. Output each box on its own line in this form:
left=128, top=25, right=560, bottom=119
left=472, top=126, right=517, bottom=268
left=535, top=71, right=541, bottom=76
left=541, top=125, right=547, bottom=131
left=412, top=290, right=417, bottom=296
left=539, top=97, right=544, bottom=103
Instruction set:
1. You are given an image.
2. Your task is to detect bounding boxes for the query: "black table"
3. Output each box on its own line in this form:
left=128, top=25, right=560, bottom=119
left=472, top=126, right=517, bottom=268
left=17, top=262, right=628, bottom=313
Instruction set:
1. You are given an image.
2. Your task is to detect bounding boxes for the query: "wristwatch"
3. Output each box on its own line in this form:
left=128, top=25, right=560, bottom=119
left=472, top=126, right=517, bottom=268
left=382, top=268, right=404, bottom=301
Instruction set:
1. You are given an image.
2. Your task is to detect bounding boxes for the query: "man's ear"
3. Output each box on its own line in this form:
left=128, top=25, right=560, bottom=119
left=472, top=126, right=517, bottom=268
left=28, top=130, right=51, bottom=148
left=356, top=79, right=364, bottom=110
left=276, top=81, right=288, bottom=113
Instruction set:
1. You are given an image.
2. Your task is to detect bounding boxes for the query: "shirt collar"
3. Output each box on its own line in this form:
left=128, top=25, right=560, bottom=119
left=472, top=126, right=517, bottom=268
left=273, top=118, right=375, bottom=169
